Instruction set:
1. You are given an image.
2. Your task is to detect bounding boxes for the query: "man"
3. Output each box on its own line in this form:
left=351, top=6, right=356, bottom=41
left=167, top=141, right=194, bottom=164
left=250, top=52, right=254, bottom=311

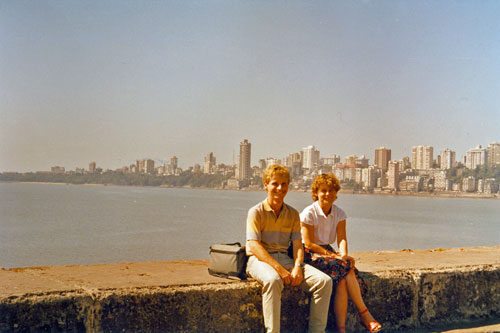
left=246, top=165, right=332, bottom=333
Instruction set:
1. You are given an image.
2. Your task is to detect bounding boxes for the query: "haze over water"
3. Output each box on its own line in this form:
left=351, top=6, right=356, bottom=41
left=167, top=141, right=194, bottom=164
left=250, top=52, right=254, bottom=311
left=1, top=182, right=499, bottom=269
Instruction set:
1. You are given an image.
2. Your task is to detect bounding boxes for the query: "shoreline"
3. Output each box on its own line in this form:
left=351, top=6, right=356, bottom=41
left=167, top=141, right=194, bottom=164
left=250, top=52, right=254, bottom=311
left=2, top=180, right=499, bottom=200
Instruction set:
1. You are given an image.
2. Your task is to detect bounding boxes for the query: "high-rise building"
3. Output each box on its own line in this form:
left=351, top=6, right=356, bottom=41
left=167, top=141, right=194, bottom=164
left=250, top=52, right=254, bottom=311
left=440, top=148, right=456, bottom=170
left=356, top=155, right=369, bottom=168
left=258, top=159, right=267, bottom=170
left=387, top=161, right=399, bottom=190
left=302, top=145, right=320, bottom=170
left=465, top=145, right=487, bottom=169
left=238, top=139, right=251, bottom=180
left=89, top=162, right=96, bottom=173
left=374, top=147, right=391, bottom=173
left=145, top=159, right=155, bottom=174
left=286, top=152, right=302, bottom=168
left=361, top=166, right=379, bottom=191
left=204, top=152, right=216, bottom=174
left=170, top=156, right=178, bottom=170
left=411, top=145, right=434, bottom=170
left=136, top=160, right=145, bottom=173
left=487, top=142, right=500, bottom=167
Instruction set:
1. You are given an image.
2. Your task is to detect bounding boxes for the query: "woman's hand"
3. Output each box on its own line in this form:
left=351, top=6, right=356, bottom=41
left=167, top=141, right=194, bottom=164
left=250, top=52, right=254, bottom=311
left=324, top=249, right=337, bottom=257
left=338, top=254, right=355, bottom=266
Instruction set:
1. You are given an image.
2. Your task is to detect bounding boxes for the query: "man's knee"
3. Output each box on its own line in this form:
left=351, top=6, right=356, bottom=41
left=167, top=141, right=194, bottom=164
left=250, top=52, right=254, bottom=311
left=322, top=275, right=333, bottom=293
left=262, top=274, right=284, bottom=294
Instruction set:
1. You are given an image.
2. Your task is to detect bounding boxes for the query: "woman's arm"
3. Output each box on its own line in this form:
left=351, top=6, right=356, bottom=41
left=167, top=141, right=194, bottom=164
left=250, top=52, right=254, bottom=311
left=336, top=220, right=348, bottom=255
left=301, top=223, right=336, bottom=256
left=336, top=220, right=355, bottom=264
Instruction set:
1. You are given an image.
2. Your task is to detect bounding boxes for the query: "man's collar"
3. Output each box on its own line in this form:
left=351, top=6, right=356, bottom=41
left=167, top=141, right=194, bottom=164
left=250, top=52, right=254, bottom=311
left=263, top=199, right=286, bottom=213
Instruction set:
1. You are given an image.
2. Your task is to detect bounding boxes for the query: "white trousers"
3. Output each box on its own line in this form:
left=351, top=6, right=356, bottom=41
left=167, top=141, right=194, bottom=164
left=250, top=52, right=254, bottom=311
left=246, top=252, right=332, bottom=333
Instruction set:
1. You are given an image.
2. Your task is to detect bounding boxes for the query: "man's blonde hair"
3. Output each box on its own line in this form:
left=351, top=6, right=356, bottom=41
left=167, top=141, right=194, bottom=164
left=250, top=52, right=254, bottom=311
left=311, top=174, right=341, bottom=201
left=262, top=164, right=290, bottom=185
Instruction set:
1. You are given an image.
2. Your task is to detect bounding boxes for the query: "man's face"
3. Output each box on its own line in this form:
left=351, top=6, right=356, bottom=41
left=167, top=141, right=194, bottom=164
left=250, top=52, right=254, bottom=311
left=264, top=174, right=289, bottom=205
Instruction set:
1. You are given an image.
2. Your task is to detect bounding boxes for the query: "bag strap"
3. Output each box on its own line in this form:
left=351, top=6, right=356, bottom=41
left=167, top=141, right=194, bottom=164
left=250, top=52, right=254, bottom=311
left=224, top=242, right=241, bottom=247
left=208, top=268, right=247, bottom=280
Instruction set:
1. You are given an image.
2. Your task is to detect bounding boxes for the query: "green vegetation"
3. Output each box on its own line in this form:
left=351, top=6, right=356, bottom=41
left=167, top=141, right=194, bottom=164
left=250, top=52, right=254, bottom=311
left=447, top=165, right=500, bottom=184
left=340, top=179, right=363, bottom=191
left=0, top=170, right=234, bottom=188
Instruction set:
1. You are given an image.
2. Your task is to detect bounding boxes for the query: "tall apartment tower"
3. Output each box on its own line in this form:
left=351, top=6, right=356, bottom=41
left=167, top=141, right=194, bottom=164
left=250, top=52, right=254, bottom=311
left=387, top=161, right=400, bottom=190
left=89, top=161, right=96, bottom=173
left=170, top=156, right=178, bottom=170
left=466, top=145, right=487, bottom=169
left=487, top=142, right=500, bottom=167
left=136, top=160, right=146, bottom=173
left=145, top=159, right=155, bottom=174
left=411, top=145, right=434, bottom=170
left=204, top=152, right=216, bottom=174
left=238, top=139, right=251, bottom=180
left=440, top=148, right=456, bottom=170
left=374, top=147, right=391, bottom=173
left=302, top=145, right=320, bottom=170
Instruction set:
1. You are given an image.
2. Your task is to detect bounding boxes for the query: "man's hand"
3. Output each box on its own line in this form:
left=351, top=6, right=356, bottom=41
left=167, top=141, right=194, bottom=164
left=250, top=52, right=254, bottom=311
left=276, top=265, right=293, bottom=285
left=290, top=265, right=303, bottom=286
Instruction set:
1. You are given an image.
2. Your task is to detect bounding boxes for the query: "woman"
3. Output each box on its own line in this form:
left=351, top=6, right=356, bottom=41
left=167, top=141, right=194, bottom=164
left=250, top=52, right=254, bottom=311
left=300, top=174, right=382, bottom=333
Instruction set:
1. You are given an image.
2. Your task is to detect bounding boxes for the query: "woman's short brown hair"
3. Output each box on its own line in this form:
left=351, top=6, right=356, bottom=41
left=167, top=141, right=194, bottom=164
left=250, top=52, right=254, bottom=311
left=311, top=174, right=341, bottom=201
left=262, top=164, right=290, bottom=185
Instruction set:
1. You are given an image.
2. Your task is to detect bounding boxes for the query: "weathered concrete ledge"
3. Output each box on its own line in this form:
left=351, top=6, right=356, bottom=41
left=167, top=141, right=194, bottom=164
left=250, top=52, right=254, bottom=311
left=1, top=246, right=499, bottom=331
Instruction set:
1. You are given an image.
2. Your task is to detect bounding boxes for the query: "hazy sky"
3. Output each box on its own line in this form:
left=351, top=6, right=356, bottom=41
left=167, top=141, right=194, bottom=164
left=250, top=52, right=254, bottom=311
left=1, top=1, right=499, bottom=172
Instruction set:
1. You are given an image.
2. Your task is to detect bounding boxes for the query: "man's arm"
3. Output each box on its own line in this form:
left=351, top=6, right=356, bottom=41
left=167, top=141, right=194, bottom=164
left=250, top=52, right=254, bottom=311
left=246, top=239, right=293, bottom=285
left=289, top=238, right=304, bottom=286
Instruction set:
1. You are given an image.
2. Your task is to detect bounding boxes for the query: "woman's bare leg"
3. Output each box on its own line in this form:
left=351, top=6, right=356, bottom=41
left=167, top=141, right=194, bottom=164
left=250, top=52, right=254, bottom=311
left=344, top=269, right=368, bottom=311
left=333, top=278, right=348, bottom=332
left=345, top=270, right=380, bottom=328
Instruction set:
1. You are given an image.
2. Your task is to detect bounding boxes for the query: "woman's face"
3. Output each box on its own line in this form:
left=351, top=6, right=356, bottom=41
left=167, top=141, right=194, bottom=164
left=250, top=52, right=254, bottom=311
left=316, top=183, right=337, bottom=208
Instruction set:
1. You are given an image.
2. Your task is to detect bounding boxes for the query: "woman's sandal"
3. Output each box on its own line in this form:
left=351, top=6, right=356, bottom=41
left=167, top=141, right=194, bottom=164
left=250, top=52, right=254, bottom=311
left=337, top=326, right=346, bottom=333
left=359, top=308, right=382, bottom=332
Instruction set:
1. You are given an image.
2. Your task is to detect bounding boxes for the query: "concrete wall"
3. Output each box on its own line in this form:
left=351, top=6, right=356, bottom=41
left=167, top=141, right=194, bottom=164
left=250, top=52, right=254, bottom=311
left=1, top=264, right=499, bottom=331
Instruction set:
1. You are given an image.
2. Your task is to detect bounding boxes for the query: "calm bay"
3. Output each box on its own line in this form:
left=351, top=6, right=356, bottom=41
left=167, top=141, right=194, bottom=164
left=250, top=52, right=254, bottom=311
left=1, top=182, right=499, bottom=268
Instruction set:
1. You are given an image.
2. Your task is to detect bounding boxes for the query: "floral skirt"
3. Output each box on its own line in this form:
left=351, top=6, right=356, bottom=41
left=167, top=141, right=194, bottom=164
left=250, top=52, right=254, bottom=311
left=304, top=246, right=368, bottom=295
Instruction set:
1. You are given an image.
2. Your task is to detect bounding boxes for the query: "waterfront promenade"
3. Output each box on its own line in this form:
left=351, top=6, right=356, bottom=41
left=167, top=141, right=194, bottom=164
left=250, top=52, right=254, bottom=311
left=1, top=246, right=500, bottom=331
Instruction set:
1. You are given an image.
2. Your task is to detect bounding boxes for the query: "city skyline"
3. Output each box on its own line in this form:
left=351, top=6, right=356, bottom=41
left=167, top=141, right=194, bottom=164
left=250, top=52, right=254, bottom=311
left=1, top=1, right=500, bottom=172
left=10, top=139, right=500, bottom=174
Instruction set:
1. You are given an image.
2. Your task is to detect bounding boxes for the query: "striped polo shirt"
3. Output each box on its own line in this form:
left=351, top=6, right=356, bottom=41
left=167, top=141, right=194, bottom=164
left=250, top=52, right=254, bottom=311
left=246, top=199, right=301, bottom=255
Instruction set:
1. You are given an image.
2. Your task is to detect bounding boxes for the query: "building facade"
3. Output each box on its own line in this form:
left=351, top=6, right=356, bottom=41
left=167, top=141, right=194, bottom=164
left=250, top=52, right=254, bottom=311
left=462, top=176, right=477, bottom=192
left=487, top=142, right=500, bottom=167
left=466, top=145, right=487, bottom=169
left=204, top=152, right=216, bottom=174
left=374, top=147, right=391, bottom=173
left=302, top=145, right=320, bottom=170
left=387, top=161, right=399, bottom=190
left=412, top=145, right=434, bottom=170
left=440, top=148, right=456, bottom=170
left=238, top=139, right=251, bottom=180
